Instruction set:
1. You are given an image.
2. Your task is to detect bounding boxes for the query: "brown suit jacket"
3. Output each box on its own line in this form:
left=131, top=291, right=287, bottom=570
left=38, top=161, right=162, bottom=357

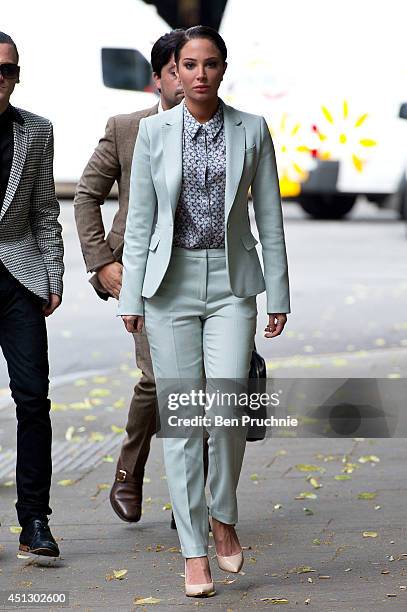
left=74, top=103, right=159, bottom=299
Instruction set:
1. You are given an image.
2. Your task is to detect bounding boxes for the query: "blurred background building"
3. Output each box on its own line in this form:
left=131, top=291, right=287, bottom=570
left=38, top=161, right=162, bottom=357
left=143, top=0, right=227, bottom=29
left=5, top=0, right=407, bottom=219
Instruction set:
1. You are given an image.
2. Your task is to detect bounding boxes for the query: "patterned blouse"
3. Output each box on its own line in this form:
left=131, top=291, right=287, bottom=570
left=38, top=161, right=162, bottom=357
left=173, top=102, right=226, bottom=248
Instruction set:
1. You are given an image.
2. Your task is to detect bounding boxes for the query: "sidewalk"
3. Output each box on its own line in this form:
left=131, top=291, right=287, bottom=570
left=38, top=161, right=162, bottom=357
left=1, top=355, right=407, bottom=610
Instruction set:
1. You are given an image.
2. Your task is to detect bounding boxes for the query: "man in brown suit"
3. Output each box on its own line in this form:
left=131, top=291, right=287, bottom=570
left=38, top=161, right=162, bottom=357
left=74, top=31, right=185, bottom=523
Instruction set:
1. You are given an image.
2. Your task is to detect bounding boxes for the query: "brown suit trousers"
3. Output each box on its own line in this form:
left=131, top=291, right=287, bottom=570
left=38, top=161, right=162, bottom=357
left=74, top=104, right=158, bottom=475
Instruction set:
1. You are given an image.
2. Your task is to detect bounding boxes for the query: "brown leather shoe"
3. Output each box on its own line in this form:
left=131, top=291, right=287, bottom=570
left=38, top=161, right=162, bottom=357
left=110, top=461, right=142, bottom=523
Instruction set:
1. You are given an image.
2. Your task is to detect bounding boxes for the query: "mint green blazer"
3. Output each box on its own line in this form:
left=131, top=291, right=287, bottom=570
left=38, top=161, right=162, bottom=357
left=118, top=100, right=290, bottom=316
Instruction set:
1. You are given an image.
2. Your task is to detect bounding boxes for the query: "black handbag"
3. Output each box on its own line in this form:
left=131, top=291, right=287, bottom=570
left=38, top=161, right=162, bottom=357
left=246, top=345, right=267, bottom=441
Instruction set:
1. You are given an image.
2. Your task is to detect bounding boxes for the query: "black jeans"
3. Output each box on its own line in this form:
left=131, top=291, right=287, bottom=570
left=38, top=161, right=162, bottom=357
left=0, top=262, right=52, bottom=526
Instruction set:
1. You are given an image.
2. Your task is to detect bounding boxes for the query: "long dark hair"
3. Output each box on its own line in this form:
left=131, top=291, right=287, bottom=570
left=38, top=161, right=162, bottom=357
left=174, top=25, right=227, bottom=65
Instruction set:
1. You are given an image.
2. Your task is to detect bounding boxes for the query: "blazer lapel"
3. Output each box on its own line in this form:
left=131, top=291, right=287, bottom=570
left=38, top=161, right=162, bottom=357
left=0, top=121, right=28, bottom=222
left=161, top=102, right=245, bottom=221
left=224, top=103, right=245, bottom=221
left=162, top=104, right=183, bottom=219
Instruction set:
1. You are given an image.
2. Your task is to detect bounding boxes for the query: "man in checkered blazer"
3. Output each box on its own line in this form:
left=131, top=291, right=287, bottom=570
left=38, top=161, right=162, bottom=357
left=0, top=32, right=63, bottom=557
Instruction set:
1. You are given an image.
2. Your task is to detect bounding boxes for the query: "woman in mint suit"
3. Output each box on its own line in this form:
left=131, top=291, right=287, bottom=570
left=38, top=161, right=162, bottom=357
left=119, top=26, right=290, bottom=597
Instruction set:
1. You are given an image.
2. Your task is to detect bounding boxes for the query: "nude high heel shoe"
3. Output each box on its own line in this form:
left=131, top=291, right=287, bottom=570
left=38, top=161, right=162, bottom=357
left=184, top=560, right=216, bottom=598
left=209, top=517, right=244, bottom=573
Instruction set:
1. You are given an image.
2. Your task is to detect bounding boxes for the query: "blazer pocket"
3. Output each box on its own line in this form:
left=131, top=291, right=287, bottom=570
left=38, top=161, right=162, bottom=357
left=148, top=232, right=160, bottom=252
left=241, top=231, right=259, bottom=250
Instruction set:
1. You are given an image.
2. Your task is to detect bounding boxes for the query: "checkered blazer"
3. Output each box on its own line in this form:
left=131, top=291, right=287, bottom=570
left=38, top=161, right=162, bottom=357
left=0, top=106, right=64, bottom=300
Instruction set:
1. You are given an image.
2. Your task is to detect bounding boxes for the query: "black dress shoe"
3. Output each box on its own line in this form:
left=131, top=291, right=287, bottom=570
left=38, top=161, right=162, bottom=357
left=19, top=519, right=60, bottom=557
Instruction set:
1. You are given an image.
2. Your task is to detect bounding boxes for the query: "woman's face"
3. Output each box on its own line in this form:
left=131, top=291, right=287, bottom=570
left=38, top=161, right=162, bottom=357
left=176, top=37, right=227, bottom=104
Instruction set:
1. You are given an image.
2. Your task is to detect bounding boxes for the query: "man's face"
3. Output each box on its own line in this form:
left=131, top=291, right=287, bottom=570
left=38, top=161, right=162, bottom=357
left=153, top=54, right=184, bottom=111
left=0, top=43, right=19, bottom=109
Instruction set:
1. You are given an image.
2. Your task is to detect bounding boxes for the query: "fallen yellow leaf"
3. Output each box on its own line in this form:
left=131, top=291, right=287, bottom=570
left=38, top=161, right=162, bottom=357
left=134, top=596, right=162, bottom=604
left=51, top=402, right=68, bottom=412
left=10, top=526, right=22, bottom=534
left=57, top=479, right=75, bottom=486
left=363, top=531, right=378, bottom=538
left=92, top=376, right=108, bottom=384
left=89, top=388, right=111, bottom=398
left=308, top=477, right=322, bottom=489
left=218, top=578, right=237, bottom=585
left=113, top=569, right=128, bottom=580
left=128, top=369, right=141, bottom=378
left=111, top=425, right=125, bottom=434
left=358, top=455, right=380, bottom=464
left=358, top=492, right=377, bottom=500
left=70, top=399, right=92, bottom=410
left=295, top=464, right=324, bottom=473
left=295, top=492, right=317, bottom=500
left=65, top=426, right=75, bottom=441
left=74, top=379, right=87, bottom=387
left=89, top=432, right=105, bottom=442
left=342, top=463, right=358, bottom=474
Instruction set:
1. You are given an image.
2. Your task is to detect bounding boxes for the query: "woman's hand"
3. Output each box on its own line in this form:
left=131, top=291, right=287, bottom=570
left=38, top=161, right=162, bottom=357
left=264, top=313, right=287, bottom=338
left=121, top=315, right=144, bottom=333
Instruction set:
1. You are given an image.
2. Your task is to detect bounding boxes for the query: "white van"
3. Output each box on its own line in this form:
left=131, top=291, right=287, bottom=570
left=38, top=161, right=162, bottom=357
left=219, top=0, right=407, bottom=218
left=2, top=0, right=170, bottom=192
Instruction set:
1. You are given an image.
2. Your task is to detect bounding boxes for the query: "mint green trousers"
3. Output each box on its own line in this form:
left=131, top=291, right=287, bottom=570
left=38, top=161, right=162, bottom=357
left=144, top=247, right=257, bottom=558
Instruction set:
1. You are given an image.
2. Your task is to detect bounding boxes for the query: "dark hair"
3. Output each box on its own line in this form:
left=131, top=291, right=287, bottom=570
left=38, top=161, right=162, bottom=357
left=174, top=25, right=227, bottom=65
left=151, top=29, right=185, bottom=76
left=0, top=31, right=19, bottom=63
